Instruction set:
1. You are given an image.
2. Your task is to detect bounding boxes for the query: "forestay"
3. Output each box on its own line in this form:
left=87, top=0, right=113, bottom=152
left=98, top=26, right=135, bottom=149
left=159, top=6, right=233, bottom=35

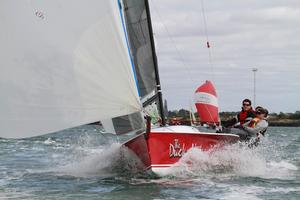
left=0, top=0, right=141, bottom=138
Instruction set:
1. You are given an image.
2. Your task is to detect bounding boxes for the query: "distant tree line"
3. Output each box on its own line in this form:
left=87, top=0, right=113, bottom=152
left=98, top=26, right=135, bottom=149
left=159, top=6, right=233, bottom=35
left=168, top=109, right=194, bottom=120
left=270, top=111, right=300, bottom=119
left=167, top=109, right=300, bottom=121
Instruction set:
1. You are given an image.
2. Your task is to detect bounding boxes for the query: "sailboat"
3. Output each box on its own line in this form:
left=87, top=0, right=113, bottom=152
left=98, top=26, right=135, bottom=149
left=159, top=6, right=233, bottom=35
left=0, top=0, right=239, bottom=176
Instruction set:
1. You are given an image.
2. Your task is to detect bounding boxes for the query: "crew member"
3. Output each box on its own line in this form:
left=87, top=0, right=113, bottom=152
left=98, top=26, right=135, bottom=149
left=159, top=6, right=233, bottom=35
left=222, top=106, right=269, bottom=143
left=240, top=107, right=269, bottom=140
left=224, top=99, right=256, bottom=127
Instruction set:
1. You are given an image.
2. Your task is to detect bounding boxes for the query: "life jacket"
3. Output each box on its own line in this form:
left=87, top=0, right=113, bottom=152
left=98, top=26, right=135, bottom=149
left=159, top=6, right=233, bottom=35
left=247, top=117, right=261, bottom=128
left=238, top=109, right=255, bottom=125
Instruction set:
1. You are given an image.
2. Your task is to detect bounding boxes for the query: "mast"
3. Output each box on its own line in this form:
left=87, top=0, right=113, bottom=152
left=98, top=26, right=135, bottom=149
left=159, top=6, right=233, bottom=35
left=144, top=0, right=166, bottom=125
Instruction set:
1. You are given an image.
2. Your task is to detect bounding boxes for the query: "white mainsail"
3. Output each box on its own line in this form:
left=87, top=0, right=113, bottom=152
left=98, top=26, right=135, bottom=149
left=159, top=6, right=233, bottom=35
left=0, top=0, right=142, bottom=138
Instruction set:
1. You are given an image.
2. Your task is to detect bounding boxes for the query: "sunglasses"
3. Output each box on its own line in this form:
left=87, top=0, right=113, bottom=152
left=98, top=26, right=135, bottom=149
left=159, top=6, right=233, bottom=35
left=256, top=110, right=266, bottom=114
left=243, top=104, right=250, bottom=106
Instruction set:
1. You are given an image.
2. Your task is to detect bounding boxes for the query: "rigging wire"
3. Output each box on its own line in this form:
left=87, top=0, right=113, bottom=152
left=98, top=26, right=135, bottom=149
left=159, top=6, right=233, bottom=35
left=151, top=0, right=199, bottom=113
left=150, top=0, right=196, bottom=84
left=200, top=0, right=215, bottom=82
left=151, top=0, right=220, bottom=126
left=200, top=0, right=221, bottom=125
left=150, top=0, right=216, bottom=85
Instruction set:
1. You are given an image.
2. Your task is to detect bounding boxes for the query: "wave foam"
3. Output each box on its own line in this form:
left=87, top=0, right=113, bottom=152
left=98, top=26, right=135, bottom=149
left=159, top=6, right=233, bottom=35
left=167, top=143, right=297, bottom=180
left=54, top=142, right=145, bottom=178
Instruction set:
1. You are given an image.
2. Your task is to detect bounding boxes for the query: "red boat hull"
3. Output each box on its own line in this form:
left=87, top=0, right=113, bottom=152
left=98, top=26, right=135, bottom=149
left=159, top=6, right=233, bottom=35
left=123, top=126, right=239, bottom=176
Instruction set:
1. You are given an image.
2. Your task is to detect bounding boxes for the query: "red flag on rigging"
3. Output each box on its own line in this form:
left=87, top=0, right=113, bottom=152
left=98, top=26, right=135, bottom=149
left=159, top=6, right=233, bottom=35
left=206, top=41, right=210, bottom=48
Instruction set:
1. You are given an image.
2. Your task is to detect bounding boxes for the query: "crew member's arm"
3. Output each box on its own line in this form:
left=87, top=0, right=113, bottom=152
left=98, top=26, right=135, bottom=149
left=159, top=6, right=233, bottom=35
left=223, top=115, right=238, bottom=128
left=243, top=120, right=268, bottom=137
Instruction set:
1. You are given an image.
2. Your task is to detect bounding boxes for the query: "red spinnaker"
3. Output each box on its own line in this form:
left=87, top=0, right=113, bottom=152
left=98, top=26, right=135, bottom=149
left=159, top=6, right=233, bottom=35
left=195, top=80, right=219, bottom=125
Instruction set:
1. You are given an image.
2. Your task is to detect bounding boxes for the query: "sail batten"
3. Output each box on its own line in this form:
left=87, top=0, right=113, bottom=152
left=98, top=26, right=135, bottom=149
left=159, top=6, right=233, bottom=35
left=0, top=0, right=142, bottom=138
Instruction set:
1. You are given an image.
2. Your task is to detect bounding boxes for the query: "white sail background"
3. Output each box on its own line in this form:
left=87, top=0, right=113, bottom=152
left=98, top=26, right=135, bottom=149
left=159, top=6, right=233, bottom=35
left=0, top=0, right=142, bottom=138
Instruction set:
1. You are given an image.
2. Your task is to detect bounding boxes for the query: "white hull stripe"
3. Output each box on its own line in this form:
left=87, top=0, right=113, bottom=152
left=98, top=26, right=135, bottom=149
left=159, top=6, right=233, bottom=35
left=151, top=164, right=173, bottom=167
left=194, top=92, right=218, bottom=107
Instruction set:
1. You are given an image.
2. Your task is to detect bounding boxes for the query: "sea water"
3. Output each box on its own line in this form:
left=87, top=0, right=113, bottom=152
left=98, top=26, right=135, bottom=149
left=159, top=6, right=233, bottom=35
left=0, top=126, right=299, bottom=200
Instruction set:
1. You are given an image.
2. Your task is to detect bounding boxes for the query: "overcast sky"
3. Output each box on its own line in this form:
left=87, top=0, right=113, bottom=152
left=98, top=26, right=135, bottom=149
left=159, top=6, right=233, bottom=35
left=149, top=0, right=300, bottom=113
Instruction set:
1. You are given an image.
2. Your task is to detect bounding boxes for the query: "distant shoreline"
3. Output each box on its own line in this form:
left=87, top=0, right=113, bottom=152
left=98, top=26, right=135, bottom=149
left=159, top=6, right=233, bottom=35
left=267, top=119, right=300, bottom=127
left=167, top=109, right=300, bottom=127
left=220, top=111, right=300, bottom=127
left=220, top=119, right=300, bottom=127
